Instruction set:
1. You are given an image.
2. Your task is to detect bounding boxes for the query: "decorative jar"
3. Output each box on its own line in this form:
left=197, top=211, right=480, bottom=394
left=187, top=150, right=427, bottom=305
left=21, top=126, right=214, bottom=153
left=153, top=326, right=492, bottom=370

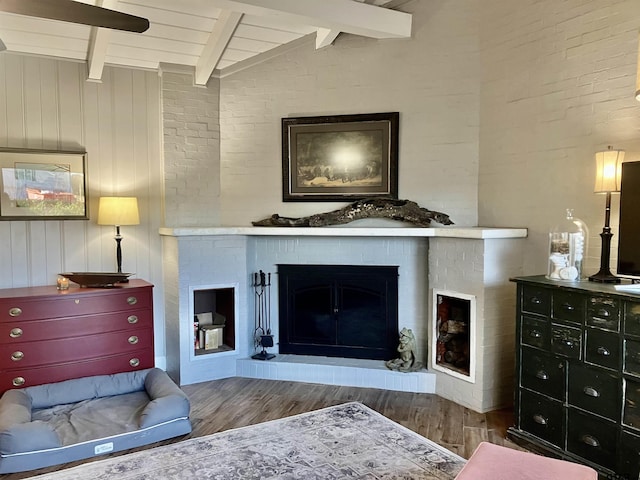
left=547, top=209, right=588, bottom=281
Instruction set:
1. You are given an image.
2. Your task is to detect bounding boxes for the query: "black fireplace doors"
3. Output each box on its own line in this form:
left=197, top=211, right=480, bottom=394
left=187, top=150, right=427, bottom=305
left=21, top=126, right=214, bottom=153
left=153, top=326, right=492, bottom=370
left=278, top=264, right=398, bottom=360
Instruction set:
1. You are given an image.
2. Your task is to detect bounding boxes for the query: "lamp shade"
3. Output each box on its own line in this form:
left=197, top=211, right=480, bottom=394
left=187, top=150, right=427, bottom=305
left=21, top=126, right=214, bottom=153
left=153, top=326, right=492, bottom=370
left=97, top=197, right=140, bottom=226
left=594, top=148, right=624, bottom=194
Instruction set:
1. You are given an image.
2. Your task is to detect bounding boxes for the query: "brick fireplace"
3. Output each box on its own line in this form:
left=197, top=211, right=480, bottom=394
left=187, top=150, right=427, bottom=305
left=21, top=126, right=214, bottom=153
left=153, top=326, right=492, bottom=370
left=160, top=225, right=526, bottom=413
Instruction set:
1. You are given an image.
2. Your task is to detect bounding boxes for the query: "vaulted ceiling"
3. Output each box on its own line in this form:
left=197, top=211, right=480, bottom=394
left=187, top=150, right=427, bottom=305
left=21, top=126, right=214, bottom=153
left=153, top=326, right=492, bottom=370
left=0, top=0, right=412, bottom=84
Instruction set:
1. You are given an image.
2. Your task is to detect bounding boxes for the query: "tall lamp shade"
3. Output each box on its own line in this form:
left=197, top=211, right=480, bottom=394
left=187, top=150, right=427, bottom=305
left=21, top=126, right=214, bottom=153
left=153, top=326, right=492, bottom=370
left=97, top=197, right=139, bottom=274
left=589, top=147, right=624, bottom=283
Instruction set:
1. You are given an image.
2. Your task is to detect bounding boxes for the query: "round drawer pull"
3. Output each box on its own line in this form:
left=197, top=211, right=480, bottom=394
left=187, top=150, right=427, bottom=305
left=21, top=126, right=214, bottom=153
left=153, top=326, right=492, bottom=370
left=12, top=377, right=25, bottom=387
left=127, top=315, right=139, bottom=324
left=531, top=297, right=541, bottom=305
left=9, top=328, right=23, bottom=338
left=581, top=434, right=600, bottom=448
left=562, top=303, right=575, bottom=311
left=596, top=346, right=610, bottom=356
left=128, top=336, right=139, bottom=345
left=583, top=386, right=600, bottom=398
left=10, top=351, right=24, bottom=361
left=529, top=330, right=542, bottom=339
left=533, top=414, right=548, bottom=425
left=127, top=296, right=138, bottom=306
left=129, top=358, right=140, bottom=367
left=9, top=307, right=22, bottom=317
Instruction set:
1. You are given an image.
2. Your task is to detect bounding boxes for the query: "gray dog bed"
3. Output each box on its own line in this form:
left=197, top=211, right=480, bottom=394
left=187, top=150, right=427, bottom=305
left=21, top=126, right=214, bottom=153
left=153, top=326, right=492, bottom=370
left=0, top=368, right=191, bottom=473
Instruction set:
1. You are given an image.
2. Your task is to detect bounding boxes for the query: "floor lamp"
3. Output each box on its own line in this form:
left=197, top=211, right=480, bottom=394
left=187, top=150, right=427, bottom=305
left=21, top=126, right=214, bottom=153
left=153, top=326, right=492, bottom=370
left=589, top=147, right=623, bottom=284
left=97, top=197, right=140, bottom=276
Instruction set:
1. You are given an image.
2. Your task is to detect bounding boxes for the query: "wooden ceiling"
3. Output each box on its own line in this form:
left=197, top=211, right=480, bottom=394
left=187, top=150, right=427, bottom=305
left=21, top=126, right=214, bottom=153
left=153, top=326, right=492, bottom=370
left=0, top=0, right=412, bottom=84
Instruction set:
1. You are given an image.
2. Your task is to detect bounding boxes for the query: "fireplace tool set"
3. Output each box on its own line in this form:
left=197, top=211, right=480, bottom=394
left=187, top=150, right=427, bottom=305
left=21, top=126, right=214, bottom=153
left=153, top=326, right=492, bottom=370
left=252, top=270, right=275, bottom=360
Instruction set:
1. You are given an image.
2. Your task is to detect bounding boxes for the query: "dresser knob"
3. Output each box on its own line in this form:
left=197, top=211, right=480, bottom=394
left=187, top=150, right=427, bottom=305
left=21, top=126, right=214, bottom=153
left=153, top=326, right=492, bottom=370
left=562, top=339, right=575, bottom=348
left=128, top=335, right=139, bottom=345
left=10, top=351, right=24, bottom=361
left=12, top=377, right=25, bottom=387
left=529, top=330, right=542, bottom=339
left=562, top=303, right=575, bottom=311
left=127, top=296, right=138, bottom=306
left=9, top=307, right=22, bottom=317
left=535, top=370, right=549, bottom=380
left=129, top=358, right=140, bottom=367
left=596, top=308, right=610, bottom=318
left=596, top=346, right=610, bottom=356
left=581, top=434, right=600, bottom=447
left=9, top=328, right=23, bottom=338
left=127, top=315, right=139, bottom=324
left=533, top=414, right=548, bottom=425
left=583, top=386, right=600, bottom=398
left=531, top=297, right=541, bottom=305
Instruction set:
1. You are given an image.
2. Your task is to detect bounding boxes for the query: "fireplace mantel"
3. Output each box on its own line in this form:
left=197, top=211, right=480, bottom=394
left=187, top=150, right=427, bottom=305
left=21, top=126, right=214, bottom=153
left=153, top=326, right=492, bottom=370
left=159, top=226, right=527, bottom=239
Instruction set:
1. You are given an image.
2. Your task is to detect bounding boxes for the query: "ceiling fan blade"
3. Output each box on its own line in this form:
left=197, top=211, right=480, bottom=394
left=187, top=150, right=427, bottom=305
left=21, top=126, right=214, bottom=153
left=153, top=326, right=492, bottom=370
left=0, top=0, right=149, bottom=33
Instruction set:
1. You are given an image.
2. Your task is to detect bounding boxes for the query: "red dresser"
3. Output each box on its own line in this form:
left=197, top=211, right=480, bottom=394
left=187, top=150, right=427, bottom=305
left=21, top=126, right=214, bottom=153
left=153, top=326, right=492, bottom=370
left=0, top=279, right=154, bottom=393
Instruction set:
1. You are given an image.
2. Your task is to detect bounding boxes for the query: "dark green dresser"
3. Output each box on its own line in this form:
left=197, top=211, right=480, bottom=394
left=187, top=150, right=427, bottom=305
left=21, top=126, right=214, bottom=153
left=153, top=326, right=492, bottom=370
left=509, top=275, right=640, bottom=479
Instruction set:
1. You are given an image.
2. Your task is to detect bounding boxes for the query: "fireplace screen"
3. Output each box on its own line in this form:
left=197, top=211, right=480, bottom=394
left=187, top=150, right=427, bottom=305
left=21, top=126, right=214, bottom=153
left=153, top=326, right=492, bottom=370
left=278, top=264, right=398, bottom=360
left=432, top=290, right=476, bottom=383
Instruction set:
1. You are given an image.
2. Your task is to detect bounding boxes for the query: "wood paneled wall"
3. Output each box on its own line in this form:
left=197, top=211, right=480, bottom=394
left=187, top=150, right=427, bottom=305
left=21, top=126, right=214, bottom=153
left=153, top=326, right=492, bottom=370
left=0, top=53, right=166, bottom=358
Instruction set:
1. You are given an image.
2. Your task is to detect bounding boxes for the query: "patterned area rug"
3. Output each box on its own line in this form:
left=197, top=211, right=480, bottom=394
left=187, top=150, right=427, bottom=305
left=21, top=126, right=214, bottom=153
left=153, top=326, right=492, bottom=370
left=29, top=402, right=465, bottom=479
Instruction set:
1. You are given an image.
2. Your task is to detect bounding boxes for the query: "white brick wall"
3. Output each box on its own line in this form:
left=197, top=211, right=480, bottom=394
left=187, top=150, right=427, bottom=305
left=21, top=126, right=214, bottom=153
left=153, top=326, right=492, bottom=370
left=429, top=237, right=524, bottom=412
left=478, top=0, right=640, bottom=277
left=219, top=0, right=480, bottom=227
left=161, top=68, right=221, bottom=227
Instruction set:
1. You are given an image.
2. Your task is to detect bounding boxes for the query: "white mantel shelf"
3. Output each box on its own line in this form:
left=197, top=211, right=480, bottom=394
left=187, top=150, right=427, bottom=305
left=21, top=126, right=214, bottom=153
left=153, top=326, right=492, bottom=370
left=159, top=226, right=527, bottom=239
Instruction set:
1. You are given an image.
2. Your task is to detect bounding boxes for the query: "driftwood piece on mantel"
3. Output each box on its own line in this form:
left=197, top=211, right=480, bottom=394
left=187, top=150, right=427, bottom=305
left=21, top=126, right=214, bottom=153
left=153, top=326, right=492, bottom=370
left=252, top=198, right=454, bottom=228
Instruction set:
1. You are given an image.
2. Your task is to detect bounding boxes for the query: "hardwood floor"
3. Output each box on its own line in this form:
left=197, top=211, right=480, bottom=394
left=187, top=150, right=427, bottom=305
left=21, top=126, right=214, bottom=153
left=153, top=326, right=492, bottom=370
left=2, top=377, right=519, bottom=479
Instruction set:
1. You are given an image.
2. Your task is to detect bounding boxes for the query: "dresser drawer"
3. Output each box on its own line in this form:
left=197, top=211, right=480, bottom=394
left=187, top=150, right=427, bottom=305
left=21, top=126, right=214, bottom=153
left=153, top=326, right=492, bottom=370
left=0, top=308, right=152, bottom=344
left=624, top=339, right=640, bottom=378
left=625, top=301, right=640, bottom=337
left=568, top=363, right=620, bottom=421
left=519, top=389, right=564, bottom=448
left=584, top=328, right=620, bottom=370
left=550, top=323, right=581, bottom=359
left=521, top=316, right=549, bottom=350
left=0, top=287, right=152, bottom=322
left=567, top=408, right=617, bottom=471
left=586, top=296, right=620, bottom=332
left=521, top=348, right=565, bottom=400
left=619, top=430, right=640, bottom=480
left=552, top=291, right=585, bottom=325
left=0, top=328, right=153, bottom=368
left=624, top=378, right=640, bottom=431
left=521, top=285, right=551, bottom=316
left=0, top=349, right=154, bottom=390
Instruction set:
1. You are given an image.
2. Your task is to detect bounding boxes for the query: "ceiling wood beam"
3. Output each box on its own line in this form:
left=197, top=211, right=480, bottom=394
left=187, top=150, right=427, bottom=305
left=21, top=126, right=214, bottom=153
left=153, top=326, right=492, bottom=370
left=316, top=28, right=340, bottom=49
left=208, top=0, right=411, bottom=40
left=87, top=0, right=117, bottom=82
left=195, top=10, right=242, bottom=86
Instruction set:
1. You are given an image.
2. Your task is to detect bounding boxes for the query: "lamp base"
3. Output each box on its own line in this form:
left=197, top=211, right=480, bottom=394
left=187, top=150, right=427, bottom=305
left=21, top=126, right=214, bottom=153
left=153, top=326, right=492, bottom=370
left=588, top=270, right=621, bottom=284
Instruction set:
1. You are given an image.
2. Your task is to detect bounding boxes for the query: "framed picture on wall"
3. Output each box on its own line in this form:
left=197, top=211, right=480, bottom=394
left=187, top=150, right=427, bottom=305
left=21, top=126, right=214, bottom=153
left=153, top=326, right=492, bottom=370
left=282, top=112, right=399, bottom=202
left=0, top=148, right=88, bottom=220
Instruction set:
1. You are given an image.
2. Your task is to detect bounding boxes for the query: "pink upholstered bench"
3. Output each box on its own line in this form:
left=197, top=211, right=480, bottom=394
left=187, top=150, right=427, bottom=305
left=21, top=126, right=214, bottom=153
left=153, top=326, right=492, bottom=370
left=454, top=442, right=598, bottom=480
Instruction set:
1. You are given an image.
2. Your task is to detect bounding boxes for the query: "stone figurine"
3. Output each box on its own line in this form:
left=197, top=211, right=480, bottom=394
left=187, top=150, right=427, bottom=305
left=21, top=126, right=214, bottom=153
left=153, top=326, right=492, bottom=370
left=386, top=328, right=423, bottom=372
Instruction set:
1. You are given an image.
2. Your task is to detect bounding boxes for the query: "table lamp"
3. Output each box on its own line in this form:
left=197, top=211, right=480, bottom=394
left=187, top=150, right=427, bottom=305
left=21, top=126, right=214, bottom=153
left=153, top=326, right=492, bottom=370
left=589, top=147, right=623, bottom=283
left=97, top=197, right=139, bottom=275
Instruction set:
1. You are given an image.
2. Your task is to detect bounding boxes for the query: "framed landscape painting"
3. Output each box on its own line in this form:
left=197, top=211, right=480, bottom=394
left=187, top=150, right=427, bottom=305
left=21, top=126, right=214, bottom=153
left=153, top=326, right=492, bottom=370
left=0, top=148, right=88, bottom=220
left=282, top=112, right=399, bottom=202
